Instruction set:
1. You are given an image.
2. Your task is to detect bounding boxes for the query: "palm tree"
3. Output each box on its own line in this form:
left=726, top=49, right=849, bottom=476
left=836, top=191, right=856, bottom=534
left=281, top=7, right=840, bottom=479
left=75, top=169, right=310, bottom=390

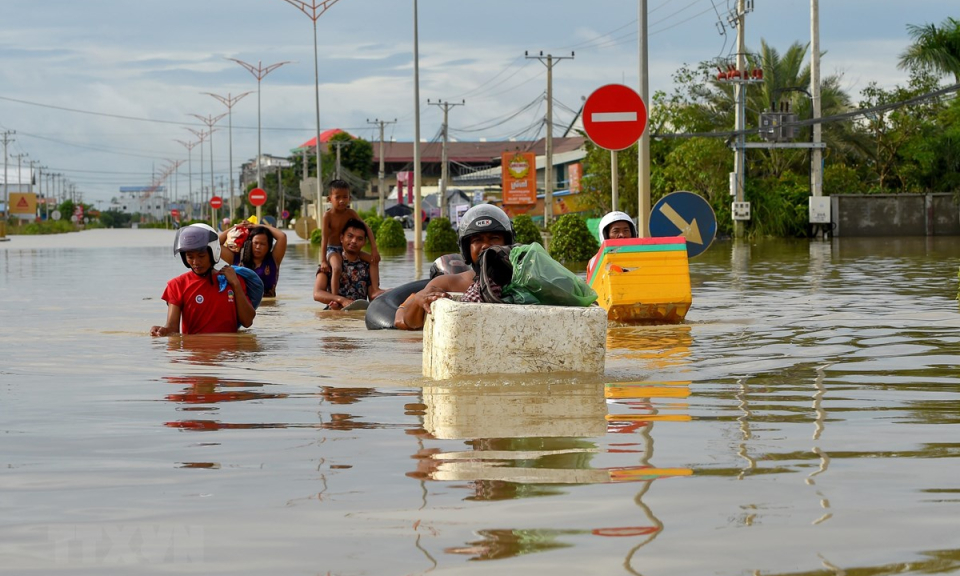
left=898, top=17, right=960, bottom=83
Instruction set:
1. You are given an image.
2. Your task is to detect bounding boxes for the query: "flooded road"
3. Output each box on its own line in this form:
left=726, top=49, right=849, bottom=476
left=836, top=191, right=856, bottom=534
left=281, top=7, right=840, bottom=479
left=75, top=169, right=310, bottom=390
left=1, top=229, right=959, bottom=575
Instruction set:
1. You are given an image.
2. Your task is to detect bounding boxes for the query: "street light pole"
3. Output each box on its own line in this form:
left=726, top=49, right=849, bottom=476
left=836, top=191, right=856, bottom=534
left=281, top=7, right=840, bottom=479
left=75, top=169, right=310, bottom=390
left=174, top=139, right=198, bottom=220
left=203, top=91, right=252, bottom=222
left=228, top=57, right=292, bottom=196
left=185, top=128, right=208, bottom=220
left=190, top=112, right=226, bottom=223
left=280, top=0, right=342, bottom=229
left=413, top=0, right=423, bottom=249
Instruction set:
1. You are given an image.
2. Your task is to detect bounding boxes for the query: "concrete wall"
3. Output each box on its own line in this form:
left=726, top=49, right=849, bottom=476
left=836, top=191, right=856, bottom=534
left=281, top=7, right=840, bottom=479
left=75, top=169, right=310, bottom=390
left=832, top=193, right=960, bottom=237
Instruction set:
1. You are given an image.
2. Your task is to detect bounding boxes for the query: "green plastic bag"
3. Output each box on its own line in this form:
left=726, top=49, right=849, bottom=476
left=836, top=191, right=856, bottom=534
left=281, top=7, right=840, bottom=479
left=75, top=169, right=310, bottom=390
left=502, top=243, right=597, bottom=306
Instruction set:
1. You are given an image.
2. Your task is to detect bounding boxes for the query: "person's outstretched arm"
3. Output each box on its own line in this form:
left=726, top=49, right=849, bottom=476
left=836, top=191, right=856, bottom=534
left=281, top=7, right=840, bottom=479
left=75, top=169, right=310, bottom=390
left=318, top=212, right=331, bottom=273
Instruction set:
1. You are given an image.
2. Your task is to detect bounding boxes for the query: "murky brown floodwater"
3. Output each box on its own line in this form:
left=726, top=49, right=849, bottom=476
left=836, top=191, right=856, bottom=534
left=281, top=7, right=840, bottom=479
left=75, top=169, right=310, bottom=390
left=1, top=229, right=959, bottom=575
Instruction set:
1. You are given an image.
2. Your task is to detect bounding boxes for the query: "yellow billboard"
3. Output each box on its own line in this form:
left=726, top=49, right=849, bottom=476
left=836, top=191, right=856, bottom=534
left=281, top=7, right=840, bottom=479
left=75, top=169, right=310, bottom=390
left=501, top=152, right=537, bottom=205
left=9, top=193, right=37, bottom=215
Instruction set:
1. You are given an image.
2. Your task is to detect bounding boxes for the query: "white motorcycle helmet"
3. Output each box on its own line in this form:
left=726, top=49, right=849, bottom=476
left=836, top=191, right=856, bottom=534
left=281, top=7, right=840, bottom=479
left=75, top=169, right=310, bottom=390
left=597, top=211, right=638, bottom=242
left=173, top=223, right=223, bottom=270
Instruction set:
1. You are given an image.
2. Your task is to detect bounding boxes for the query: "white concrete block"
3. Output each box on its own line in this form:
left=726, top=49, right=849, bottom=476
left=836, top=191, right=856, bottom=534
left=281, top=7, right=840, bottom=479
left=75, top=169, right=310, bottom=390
left=422, top=298, right=607, bottom=380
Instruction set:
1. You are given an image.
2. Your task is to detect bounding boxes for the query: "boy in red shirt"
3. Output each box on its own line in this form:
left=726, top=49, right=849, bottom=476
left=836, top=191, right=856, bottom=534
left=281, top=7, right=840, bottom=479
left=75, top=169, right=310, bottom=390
left=151, top=224, right=256, bottom=336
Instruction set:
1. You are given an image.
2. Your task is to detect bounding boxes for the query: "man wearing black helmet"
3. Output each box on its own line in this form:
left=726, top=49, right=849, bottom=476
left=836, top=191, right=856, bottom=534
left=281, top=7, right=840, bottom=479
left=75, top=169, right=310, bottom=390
left=394, top=204, right=513, bottom=330
left=150, top=224, right=256, bottom=336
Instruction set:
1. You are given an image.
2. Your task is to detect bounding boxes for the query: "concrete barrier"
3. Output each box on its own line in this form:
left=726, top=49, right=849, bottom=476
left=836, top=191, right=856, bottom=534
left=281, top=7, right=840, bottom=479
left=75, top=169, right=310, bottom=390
left=422, top=298, right=607, bottom=380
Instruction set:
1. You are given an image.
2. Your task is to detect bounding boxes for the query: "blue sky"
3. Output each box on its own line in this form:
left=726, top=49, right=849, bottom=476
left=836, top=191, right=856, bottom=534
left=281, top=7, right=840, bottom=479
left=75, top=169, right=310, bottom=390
left=0, top=0, right=955, bottom=204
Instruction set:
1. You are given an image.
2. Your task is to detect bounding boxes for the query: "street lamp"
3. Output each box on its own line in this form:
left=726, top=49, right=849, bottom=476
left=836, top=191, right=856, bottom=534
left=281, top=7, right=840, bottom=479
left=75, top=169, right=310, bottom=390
left=413, top=0, right=423, bottom=249
left=190, top=113, right=226, bottom=223
left=227, top=58, right=291, bottom=196
left=279, top=0, right=342, bottom=225
left=184, top=128, right=208, bottom=219
left=174, top=139, right=199, bottom=219
left=203, top=91, right=252, bottom=222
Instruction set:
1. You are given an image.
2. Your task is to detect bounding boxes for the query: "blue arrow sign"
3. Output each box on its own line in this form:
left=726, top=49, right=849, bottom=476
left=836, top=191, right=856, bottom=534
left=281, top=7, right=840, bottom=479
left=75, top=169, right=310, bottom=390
left=649, top=191, right=717, bottom=258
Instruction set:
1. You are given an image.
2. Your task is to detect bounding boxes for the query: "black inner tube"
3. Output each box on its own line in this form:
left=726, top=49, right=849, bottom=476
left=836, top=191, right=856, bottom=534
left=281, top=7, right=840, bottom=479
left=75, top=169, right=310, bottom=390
left=364, top=279, right=430, bottom=330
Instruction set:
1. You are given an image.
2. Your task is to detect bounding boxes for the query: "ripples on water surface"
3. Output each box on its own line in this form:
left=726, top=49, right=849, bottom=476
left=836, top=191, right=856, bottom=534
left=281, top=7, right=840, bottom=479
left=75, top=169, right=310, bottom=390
left=1, top=229, right=959, bottom=575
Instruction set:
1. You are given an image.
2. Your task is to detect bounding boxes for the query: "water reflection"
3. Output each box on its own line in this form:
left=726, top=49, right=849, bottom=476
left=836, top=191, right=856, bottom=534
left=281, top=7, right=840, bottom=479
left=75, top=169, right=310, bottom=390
left=163, top=332, right=263, bottom=365
left=607, top=325, right=692, bottom=368
left=408, top=379, right=692, bottom=564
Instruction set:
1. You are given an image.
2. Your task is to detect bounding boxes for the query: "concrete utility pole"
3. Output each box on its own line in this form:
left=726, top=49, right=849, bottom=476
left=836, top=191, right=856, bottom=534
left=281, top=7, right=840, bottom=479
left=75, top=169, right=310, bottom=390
left=367, top=118, right=396, bottom=217
left=733, top=0, right=747, bottom=239
left=14, top=153, right=28, bottom=198
left=526, top=50, right=574, bottom=227
left=204, top=91, right=252, bottom=222
left=428, top=99, right=464, bottom=220
left=2, top=130, right=14, bottom=218
left=331, top=140, right=349, bottom=179
left=810, top=0, right=822, bottom=199
left=637, top=0, right=651, bottom=236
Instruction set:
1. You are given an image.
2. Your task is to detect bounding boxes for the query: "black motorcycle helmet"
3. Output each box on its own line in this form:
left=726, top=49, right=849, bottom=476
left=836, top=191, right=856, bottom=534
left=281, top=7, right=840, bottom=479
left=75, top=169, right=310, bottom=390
left=457, top=204, right=514, bottom=267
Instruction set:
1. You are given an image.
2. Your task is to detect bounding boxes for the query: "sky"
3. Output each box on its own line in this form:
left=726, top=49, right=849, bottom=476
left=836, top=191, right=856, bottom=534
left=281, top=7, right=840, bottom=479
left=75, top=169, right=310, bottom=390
left=0, top=0, right=955, bottom=206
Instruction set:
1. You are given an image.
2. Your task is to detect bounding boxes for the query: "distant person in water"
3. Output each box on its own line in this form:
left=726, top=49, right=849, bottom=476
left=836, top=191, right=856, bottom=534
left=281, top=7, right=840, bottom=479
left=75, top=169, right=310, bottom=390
left=313, top=218, right=378, bottom=310
left=588, top=211, right=639, bottom=271
left=394, top=204, right=513, bottom=330
left=151, top=224, right=256, bottom=336
left=318, top=179, right=382, bottom=300
left=220, top=220, right=287, bottom=298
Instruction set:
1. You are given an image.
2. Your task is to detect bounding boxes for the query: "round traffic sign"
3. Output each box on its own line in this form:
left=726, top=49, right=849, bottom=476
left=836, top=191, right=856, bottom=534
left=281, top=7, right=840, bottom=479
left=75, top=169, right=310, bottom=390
left=249, top=188, right=267, bottom=207
left=51, top=210, right=62, bottom=221
left=281, top=210, right=290, bottom=220
left=583, top=84, right=648, bottom=151
left=209, top=196, right=223, bottom=209
left=649, top=191, right=717, bottom=258
left=170, top=208, right=180, bottom=218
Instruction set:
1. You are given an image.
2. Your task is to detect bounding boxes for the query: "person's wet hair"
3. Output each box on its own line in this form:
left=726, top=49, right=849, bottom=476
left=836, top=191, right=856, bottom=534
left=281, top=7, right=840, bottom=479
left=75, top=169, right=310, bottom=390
left=340, top=218, right=367, bottom=240
left=240, top=226, right=273, bottom=268
left=328, top=179, right=350, bottom=195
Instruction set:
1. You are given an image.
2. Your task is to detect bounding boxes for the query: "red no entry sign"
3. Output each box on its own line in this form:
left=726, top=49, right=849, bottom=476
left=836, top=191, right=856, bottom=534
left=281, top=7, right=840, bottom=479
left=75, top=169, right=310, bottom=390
left=248, top=188, right=267, bottom=207
left=583, top=84, right=648, bottom=151
left=209, top=196, right=223, bottom=209
left=170, top=209, right=180, bottom=218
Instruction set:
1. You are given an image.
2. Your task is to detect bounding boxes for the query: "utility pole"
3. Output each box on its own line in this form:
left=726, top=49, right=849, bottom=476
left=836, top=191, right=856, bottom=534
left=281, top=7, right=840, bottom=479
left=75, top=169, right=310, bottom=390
left=413, top=0, right=423, bottom=250
left=733, top=0, right=747, bottom=239
left=14, top=153, right=28, bottom=201
left=331, top=140, right=349, bottom=179
left=526, top=51, right=574, bottom=227
left=637, top=0, right=651, bottom=236
left=367, top=118, right=396, bottom=217
left=204, top=91, right=252, bottom=222
left=1, top=130, right=14, bottom=220
left=428, top=99, right=464, bottom=221
left=810, top=0, right=822, bottom=199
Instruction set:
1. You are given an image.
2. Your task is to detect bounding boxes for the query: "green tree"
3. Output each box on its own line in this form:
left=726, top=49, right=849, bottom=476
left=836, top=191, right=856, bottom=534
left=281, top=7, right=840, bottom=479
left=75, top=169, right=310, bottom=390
left=899, top=17, right=960, bottom=83
left=328, top=132, right=374, bottom=179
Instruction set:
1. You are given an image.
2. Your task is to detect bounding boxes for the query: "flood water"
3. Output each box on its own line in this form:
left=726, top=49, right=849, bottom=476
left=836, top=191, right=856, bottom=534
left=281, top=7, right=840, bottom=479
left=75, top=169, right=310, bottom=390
left=1, top=229, right=959, bottom=575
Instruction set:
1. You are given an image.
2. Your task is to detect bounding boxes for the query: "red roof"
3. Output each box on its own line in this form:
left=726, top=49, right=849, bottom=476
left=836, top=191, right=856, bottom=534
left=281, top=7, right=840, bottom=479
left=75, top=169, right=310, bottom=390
left=297, top=129, right=350, bottom=149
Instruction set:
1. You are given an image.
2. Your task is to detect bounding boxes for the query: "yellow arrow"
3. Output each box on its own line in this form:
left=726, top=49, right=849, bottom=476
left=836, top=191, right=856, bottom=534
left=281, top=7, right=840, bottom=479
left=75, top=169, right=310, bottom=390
left=658, top=203, right=703, bottom=244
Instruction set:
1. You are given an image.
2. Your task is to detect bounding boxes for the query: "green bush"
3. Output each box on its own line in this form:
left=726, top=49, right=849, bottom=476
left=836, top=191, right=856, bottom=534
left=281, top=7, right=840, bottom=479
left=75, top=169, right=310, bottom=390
left=512, top=214, right=543, bottom=246
left=310, top=228, right=323, bottom=245
left=362, top=214, right=383, bottom=246
left=424, top=217, right=458, bottom=253
left=19, top=220, right=78, bottom=235
left=376, top=217, right=407, bottom=250
left=548, top=214, right=599, bottom=263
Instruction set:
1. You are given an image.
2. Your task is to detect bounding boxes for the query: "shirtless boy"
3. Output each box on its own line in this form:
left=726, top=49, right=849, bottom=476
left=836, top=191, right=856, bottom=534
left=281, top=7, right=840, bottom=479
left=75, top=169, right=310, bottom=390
left=318, top=179, right=382, bottom=299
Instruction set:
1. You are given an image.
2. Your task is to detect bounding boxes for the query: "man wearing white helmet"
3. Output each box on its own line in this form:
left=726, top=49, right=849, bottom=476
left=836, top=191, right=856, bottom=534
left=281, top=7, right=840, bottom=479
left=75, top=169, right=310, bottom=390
left=394, top=204, right=513, bottom=330
left=150, top=223, right=256, bottom=336
left=597, top=211, right=638, bottom=242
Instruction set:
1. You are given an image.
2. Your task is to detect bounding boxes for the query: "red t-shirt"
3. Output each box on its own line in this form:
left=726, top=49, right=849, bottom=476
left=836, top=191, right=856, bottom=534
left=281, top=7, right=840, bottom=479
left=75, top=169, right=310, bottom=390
left=162, top=271, right=248, bottom=334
